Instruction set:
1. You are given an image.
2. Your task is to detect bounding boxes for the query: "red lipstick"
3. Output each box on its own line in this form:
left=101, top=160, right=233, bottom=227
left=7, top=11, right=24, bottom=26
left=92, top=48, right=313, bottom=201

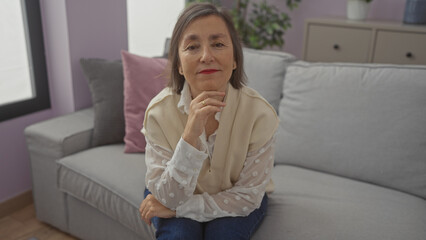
left=199, top=69, right=219, bottom=74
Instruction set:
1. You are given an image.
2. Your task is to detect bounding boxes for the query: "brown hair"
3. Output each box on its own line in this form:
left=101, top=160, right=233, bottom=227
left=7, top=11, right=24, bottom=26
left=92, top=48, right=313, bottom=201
left=167, top=3, right=246, bottom=94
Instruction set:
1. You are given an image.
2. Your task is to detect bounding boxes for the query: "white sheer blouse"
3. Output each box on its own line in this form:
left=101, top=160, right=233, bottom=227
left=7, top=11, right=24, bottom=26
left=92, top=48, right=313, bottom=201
left=144, top=83, right=276, bottom=222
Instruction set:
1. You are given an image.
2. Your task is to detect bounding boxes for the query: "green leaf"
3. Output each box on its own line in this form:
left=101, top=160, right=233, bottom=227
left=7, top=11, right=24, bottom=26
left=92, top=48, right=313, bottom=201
left=231, top=0, right=302, bottom=49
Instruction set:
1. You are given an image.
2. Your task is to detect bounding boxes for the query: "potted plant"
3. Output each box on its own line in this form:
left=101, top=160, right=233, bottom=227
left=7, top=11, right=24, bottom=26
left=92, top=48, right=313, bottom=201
left=347, top=0, right=373, bottom=20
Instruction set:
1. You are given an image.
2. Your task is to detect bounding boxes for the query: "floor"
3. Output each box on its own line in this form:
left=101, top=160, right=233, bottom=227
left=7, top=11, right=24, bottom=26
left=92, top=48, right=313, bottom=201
left=0, top=204, right=78, bottom=240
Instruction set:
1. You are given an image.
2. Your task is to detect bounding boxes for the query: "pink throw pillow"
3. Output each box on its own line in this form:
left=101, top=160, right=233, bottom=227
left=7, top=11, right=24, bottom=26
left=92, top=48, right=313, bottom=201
left=121, top=50, right=168, bottom=153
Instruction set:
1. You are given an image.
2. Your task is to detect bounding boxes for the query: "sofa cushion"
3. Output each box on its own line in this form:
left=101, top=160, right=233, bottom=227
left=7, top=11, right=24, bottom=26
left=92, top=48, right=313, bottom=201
left=57, top=144, right=154, bottom=238
left=252, top=165, right=426, bottom=240
left=275, top=61, right=426, bottom=199
left=67, top=195, right=148, bottom=240
left=80, top=59, right=125, bottom=147
left=243, top=48, right=295, bottom=113
left=121, top=51, right=168, bottom=153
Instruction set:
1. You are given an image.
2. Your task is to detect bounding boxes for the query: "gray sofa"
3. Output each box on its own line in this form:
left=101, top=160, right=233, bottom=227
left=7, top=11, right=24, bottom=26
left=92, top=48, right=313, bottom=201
left=25, top=48, right=426, bottom=240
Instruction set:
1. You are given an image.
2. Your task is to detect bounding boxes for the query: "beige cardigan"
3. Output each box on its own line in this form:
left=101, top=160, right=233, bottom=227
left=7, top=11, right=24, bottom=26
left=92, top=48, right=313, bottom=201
left=142, top=84, right=278, bottom=194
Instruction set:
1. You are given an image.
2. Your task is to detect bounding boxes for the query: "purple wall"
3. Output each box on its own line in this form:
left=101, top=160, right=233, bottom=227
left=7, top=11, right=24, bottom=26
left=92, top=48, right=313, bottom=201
left=0, top=0, right=127, bottom=203
left=66, top=0, right=128, bottom=110
left=0, top=110, right=53, bottom=203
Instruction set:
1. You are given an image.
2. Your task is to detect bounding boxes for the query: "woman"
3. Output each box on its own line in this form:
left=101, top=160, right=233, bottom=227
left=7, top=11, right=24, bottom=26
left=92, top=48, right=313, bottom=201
left=139, top=3, right=278, bottom=239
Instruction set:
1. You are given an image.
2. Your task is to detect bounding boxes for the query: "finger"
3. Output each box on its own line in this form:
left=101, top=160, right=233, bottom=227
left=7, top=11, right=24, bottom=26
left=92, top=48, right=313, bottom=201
left=197, top=105, right=223, bottom=116
left=199, top=98, right=226, bottom=108
left=145, top=210, right=154, bottom=225
left=139, top=199, right=146, bottom=214
left=142, top=204, right=152, bottom=224
left=141, top=202, right=151, bottom=221
left=140, top=194, right=151, bottom=213
left=140, top=195, right=152, bottom=219
left=142, top=211, right=151, bottom=225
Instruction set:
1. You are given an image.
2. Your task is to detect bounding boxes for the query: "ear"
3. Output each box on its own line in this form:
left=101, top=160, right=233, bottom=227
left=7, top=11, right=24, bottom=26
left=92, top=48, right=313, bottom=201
left=178, top=66, right=184, bottom=75
left=233, top=61, right=237, bottom=70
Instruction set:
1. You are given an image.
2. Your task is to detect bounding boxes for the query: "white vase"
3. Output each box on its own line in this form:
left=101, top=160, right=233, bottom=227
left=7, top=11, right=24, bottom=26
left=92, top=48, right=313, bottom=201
left=347, top=0, right=370, bottom=20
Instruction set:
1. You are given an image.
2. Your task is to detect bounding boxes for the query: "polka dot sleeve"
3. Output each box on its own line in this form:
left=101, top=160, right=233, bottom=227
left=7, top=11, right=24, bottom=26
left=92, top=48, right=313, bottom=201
left=176, top=136, right=276, bottom=222
left=145, top=137, right=208, bottom=210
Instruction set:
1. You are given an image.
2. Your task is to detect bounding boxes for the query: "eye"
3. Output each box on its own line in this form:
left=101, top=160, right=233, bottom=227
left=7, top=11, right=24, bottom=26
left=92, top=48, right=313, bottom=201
left=185, top=44, right=199, bottom=51
left=214, top=42, right=225, bottom=48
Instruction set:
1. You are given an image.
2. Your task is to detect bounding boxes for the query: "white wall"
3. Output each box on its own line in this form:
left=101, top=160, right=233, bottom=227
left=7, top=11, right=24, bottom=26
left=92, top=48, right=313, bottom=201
left=127, top=0, right=185, bottom=57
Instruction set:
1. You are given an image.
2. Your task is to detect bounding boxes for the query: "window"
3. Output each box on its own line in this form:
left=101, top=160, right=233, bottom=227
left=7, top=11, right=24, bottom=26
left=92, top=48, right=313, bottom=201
left=127, top=0, right=184, bottom=57
left=0, top=0, right=50, bottom=122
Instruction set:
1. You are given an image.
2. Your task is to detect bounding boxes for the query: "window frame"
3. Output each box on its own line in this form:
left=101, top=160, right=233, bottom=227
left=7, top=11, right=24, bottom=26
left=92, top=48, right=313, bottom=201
left=0, top=0, right=50, bottom=122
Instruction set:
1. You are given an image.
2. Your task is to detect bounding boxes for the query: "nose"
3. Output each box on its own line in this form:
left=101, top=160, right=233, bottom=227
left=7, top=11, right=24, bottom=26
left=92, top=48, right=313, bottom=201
left=200, top=46, right=214, bottom=63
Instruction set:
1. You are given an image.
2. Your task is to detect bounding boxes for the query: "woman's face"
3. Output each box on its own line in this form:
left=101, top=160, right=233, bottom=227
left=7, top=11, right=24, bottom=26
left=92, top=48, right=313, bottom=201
left=178, top=15, right=236, bottom=98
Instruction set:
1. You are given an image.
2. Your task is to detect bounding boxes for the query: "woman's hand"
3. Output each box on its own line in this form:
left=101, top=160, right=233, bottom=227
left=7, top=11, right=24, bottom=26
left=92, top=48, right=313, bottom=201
left=139, top=194, right=176, bottom=225
left=182, top=91, right=226, bottom=148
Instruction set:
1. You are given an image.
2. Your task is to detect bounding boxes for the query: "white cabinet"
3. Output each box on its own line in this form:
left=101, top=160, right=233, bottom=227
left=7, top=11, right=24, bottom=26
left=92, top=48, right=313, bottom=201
left=303, top=18, right=426, bottom=65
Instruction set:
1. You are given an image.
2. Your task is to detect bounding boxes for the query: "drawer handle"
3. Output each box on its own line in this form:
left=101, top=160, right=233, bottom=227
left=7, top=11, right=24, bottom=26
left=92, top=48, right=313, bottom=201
left=406, top=52, right=413, bottom=58
left=333, top=44, right=340, bottom=50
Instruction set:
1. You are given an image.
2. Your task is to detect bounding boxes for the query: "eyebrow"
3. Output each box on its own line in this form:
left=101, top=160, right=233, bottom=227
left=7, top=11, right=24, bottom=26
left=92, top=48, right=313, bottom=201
left=209, top=33, right=227, bottom=40
left=182, top=33, right=228, bottom=43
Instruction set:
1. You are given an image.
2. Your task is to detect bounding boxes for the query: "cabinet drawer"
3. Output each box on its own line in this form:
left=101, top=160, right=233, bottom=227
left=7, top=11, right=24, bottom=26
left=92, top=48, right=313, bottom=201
left=305, top=24, right=372, bottom=63
left=373, top=30, right=426, bottom=65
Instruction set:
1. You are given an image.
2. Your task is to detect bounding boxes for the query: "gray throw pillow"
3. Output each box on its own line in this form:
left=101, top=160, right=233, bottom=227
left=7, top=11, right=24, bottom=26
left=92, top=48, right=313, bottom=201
left=243, top=48, right=296, bottom=113
left=80, top=58, right=125, bottom=147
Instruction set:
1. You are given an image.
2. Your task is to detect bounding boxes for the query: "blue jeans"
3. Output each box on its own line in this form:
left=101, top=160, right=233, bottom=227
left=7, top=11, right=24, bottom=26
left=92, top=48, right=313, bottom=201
left=144, top=188, right=268, bottom=240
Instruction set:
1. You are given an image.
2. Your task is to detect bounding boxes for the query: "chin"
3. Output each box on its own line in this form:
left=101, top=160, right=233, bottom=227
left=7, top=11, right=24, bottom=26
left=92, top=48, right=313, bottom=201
left=204, top=83, right=227, bottom=91
left=200, top=86, right=218, bottom=92
left=194, top=77, right=229, bottom=92
left=198, top=81, right=219, bottom=90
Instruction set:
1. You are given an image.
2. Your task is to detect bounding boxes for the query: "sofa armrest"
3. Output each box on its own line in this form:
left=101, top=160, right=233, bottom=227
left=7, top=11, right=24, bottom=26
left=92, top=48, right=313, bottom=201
left=25, top=108, right=94, bottom=159
left=24, top=108, right=94, bottom=231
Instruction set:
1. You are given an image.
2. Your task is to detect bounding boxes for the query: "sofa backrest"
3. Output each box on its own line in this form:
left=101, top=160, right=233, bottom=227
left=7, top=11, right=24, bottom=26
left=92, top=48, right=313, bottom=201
left=275, top=61, right=426, bottom=199
left=243, top=48, right=296, bottom=113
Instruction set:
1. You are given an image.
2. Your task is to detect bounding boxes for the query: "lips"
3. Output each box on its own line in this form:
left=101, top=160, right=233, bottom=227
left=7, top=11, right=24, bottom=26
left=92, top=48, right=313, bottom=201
left=199, top=69, right=219, bottom=74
